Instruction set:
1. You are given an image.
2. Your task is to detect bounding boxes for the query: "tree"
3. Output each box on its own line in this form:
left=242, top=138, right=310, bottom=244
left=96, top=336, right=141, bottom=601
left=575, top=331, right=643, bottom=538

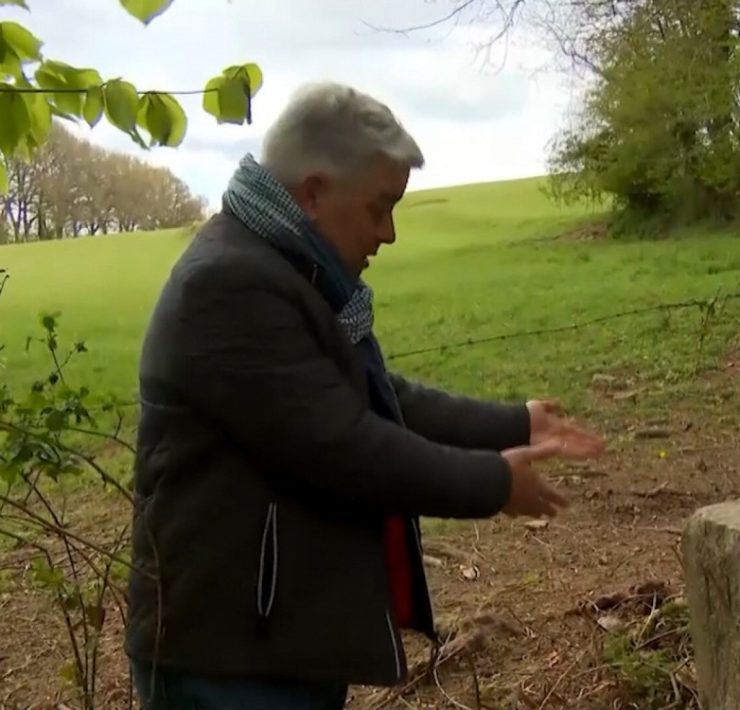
left=0, top=0, right=263, bottom=195
left=547, top=0, right=740, bottom=227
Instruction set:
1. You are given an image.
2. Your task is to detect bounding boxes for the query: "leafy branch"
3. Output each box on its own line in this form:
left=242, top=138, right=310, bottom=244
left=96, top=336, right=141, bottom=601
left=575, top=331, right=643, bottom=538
left=0, top=0, right=263, bottom=193
left=0, top=305, right=147, bottom=707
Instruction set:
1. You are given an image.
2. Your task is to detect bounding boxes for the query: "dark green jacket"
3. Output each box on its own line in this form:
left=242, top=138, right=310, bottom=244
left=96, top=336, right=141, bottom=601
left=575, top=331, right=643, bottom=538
left=124, top=211, right=530, bottom=686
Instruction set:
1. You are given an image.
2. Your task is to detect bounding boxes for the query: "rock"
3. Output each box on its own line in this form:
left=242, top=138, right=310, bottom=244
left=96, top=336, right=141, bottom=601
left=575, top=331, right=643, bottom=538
left=682, top=500, right=740, bottom=710
left=460, top=565, right=480, bottom=581
left=524, top=519, right=549, bottom=531
left=423, top=554, right=444, bottom=568
left=597, top=614, right=625, bottom=633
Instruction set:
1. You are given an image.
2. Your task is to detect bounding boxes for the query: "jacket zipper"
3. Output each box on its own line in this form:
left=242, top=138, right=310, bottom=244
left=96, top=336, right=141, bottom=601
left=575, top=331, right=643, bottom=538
left=385, top=610, right=403, bottom=681
left=257, top=503, right=278, bottom=618
left=410, top=517, right=436, bottom=633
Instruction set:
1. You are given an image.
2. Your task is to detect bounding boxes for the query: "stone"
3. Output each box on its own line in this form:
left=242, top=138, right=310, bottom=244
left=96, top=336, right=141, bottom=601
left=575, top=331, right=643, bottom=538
left=682, top=500, right=740, bottom=710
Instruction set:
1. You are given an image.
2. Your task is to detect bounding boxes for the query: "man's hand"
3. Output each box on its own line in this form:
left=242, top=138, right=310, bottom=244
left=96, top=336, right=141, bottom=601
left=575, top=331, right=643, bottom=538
left=526, top=399, right=605, bottom=460
left=501, top=440, right=569, bottom=518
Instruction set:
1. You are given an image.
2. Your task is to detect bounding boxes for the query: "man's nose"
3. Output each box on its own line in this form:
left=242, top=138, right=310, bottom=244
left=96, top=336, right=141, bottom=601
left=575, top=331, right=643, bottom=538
left=379, top=218, right=396, bottom=245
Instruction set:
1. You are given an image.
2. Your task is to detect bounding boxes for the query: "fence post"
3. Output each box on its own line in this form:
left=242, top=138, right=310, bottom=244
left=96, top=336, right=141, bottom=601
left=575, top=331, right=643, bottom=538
left=682, top=500, right=740, bottom=709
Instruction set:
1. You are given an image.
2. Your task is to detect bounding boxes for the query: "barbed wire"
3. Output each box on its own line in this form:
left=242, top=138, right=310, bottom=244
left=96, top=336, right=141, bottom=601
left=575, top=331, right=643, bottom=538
left=385, top=291, right=740, bottom=361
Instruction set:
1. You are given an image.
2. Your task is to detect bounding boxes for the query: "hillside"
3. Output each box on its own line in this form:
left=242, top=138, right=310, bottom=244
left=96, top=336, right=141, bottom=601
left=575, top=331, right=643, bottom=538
left=1, top=176, right=739, bottom=708
left=2, top=177, right=737, bottom=410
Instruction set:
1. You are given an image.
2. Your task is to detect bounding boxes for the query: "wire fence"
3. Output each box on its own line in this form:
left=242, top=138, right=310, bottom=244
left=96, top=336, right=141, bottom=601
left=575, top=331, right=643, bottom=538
left=385, top=291, right=740, bottom=361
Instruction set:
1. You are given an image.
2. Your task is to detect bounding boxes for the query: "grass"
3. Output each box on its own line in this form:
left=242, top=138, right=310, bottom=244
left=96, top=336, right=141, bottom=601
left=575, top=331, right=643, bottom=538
left=1, top=176, right=738, bottom=417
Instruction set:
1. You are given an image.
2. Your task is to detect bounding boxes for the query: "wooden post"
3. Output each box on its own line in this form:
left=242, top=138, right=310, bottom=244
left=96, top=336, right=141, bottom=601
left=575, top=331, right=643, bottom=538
left=682, top=500, right=740, bottom=709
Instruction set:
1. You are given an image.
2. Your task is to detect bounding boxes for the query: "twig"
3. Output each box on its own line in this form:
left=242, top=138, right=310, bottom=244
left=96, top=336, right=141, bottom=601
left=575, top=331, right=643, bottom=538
left=635, top=626, right=689, bottom=652
left=466, top=654, right=482, bottom=710
left=0, top=495, right=149, bottom=578
left=0, top=527, right=85, bottom=696
left=538, top=654, right=584, bottom=709
left=0, top=419, right=134, bottom=503
left=0, top=85, right=219, bottom=96
left=362, top=0, right=478, bottom=34
left=635, top=526, right=683, bottom=536
left=23, top=473, right=91, bottom=699
left=433, top=665, right=476, bottom=710
left=63, top=424, right=135, bottom=455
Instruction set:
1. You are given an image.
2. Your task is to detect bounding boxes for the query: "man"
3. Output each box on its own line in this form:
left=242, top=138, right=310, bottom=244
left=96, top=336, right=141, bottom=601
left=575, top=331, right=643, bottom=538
left=126, top=82, right=604, bottom=709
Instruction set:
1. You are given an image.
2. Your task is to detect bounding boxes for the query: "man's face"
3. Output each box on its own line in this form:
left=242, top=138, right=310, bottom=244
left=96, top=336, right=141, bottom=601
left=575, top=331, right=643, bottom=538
left=296, top=154, right=410, bottom=278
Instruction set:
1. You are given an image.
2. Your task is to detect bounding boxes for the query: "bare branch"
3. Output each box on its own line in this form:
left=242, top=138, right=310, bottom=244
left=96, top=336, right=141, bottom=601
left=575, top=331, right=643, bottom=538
left=362, top=0, right=479, bottom=35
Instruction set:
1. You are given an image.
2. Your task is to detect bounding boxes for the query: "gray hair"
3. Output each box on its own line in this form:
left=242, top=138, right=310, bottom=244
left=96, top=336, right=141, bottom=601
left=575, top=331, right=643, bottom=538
left=260, top=82, right=424, bottom=186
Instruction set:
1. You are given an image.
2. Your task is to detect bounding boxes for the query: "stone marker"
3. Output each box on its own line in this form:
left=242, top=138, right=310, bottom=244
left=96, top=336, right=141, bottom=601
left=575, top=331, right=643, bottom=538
left=682, top=500, right=740, bottom=710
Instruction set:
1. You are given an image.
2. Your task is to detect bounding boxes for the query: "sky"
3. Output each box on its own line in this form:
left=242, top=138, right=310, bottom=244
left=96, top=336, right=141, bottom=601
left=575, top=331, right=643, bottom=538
left=5, top=0, right=577, bottom=209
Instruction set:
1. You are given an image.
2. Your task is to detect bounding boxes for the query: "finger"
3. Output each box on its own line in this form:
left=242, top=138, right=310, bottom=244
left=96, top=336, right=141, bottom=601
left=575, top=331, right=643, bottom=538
left=524, top=439, right=564, bottom=461
left=534, top=498, right=559, bottom=518
left=538, top=479, right=570, bottom=508
left=562, top=432, right=606, bottom=458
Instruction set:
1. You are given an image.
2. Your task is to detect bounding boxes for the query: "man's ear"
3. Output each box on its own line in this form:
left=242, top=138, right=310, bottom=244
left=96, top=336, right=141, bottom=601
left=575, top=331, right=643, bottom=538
left=298, top=174, right=329, bottom=220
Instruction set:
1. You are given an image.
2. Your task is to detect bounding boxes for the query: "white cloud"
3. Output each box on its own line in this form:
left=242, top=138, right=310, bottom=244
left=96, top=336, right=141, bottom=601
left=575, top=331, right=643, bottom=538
left=6, top=0, right=572, bottom=206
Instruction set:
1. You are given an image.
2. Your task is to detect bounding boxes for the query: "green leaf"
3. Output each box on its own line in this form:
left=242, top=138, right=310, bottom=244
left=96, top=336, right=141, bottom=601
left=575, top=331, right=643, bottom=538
left=40, top=61, right=102, bottom=91
left=204, top=64, right=262, bottom=126
left=36, top=61, right=102, bottom=117
left=158, top=93, right=186, bottom=146
left=203, top=75, right=251, bottom=125
left=86, top=603, right=106, bottom=631
left=119, top=0, right=174, bottom=24
left=202, top=75, right=224, bottom=120
left=0, top=1, right=30, bottom=8
left=40, top=311, right=59, bottom=332
left=136, top=94, right=162, bottom=145
left=32, top=559, right=65, bottom=589
left=36, top=64, right=83, bottom=116
left=25, top=92, right=52, bottom=145
left=219, top=77, right=250, bottom=123
left=137, top=92, right=186, bottom=147
left=83, top=86, right=103, bottom=127
left=0, top=22, right=42, bottom=62
left=0, top=88, right=30, bottom=156
left=103, top=79, right=139, bottom=133
left=223, top=63, right=263, bottom=96
left=0, top=45, right=21, bottom=80
left=0, top=459, right=19, bottom=485
left=45, top=409, right=67, bottom=432
left=59, top=661, right=81, bottom=687
left=0, top=160, right=6, bottom=195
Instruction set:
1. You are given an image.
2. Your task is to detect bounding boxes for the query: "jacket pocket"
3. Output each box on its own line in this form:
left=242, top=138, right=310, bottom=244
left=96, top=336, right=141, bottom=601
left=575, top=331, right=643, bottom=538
left=257, top=503, right=279, bottom=618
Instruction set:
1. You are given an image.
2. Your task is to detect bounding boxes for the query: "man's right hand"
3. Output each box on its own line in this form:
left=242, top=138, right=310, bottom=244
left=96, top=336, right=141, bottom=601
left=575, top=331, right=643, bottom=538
left=501, top=440, right=569, bottom=518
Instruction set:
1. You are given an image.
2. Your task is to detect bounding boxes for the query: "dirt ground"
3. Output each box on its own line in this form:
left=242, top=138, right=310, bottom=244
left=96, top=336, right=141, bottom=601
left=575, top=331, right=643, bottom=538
left=1, top=355, right=738, bottom=709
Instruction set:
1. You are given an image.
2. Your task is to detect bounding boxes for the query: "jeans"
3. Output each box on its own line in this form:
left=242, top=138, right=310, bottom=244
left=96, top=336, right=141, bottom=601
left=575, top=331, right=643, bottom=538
left=131, top=659, right=347, bottom=710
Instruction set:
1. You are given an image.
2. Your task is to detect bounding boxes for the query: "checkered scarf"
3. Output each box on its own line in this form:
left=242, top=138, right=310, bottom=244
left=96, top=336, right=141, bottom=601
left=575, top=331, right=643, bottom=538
left=223, top=154, right=374, bottom=344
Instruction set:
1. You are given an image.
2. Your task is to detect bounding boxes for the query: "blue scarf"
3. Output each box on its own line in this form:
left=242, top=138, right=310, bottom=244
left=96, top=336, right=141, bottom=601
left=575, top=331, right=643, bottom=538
left=223, top=154, right=406, bottom=425
left=223, top=154, right=374, bottom=345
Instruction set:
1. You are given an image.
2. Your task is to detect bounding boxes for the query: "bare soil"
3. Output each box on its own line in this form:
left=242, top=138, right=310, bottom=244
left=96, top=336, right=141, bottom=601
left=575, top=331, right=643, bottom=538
left=1, top=357, right=738, bottom=710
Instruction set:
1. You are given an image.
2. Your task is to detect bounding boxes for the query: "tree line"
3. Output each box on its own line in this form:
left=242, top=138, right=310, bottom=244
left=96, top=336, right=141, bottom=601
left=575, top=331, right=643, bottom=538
left=541, top=0, right=740, bottom=229
left=0, top=124, right=206, bottom=244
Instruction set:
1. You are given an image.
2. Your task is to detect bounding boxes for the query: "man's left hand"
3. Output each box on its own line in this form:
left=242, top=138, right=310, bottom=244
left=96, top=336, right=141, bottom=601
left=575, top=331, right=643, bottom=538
left=526, top=400, right=605, bottom=460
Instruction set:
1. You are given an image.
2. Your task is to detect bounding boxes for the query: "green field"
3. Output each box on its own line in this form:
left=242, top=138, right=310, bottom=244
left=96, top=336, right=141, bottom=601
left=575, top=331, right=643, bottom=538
left=1, top=177, right=739, bottom=417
